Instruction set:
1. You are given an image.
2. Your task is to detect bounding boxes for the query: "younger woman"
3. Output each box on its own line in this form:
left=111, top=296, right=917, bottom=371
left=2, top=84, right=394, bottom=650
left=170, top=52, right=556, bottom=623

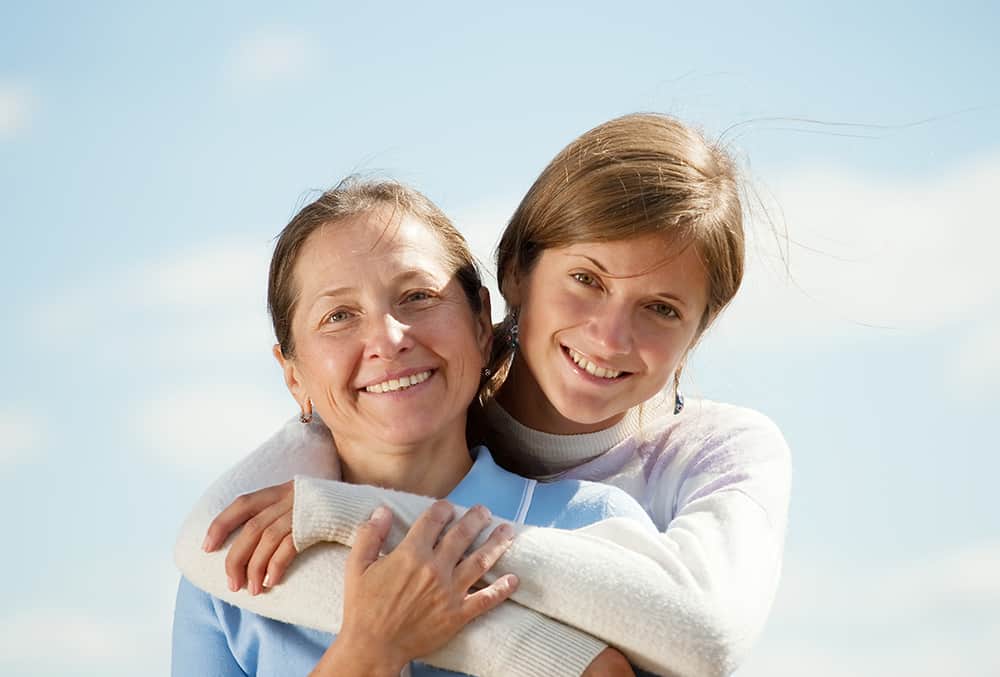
left=180, top=114, right=792, bottom=677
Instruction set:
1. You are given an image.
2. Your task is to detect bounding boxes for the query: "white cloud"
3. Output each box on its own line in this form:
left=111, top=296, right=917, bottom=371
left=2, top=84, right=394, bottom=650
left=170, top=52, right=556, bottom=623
left=741, top=543, right=1000, bottom=676
left=0, top=84, right=33, bottom=138
left=0, top=560, right=178, bottom=675
left=0, top=408, right=43, bottom=468
left=226, top=30, right=316, bottom=84
left=0, top=609, right=167, bottom=674
left=134, top=384, right=292, bottom=473
left=30, top=239, right=275, bottom=364
left=708, top=154, right=1000, bottom=348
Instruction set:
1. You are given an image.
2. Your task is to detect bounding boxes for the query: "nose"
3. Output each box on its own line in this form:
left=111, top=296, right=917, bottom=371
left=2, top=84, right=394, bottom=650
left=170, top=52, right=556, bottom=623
left=585, top=301, right=633, bottom=355
left=364, top=312, right=413, bottom=361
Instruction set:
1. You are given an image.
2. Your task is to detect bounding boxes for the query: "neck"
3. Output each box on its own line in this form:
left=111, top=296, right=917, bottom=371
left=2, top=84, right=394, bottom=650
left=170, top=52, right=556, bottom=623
left=496, top=354, right=624, bottom=435
left=334, top=423, right=473, bottom=498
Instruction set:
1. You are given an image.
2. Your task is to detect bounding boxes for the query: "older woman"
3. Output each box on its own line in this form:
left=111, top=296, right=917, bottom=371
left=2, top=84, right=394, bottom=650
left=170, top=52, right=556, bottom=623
left=178, top=114, right=791, bottom=677
left=171, top=179, right=653, bottom=676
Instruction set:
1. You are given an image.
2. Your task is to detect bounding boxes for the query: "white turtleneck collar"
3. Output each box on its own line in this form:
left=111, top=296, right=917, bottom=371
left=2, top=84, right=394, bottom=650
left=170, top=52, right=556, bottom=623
left=482, top=388, right=676, bottom=475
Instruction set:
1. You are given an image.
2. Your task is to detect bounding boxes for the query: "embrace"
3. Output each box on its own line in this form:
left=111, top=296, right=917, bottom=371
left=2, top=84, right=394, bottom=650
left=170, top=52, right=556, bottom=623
left=172, top=113, right=791, bottom=677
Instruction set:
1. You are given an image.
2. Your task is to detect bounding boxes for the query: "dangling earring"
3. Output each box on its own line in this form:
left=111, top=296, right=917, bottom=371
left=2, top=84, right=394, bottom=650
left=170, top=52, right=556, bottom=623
left=672, top=370, right=684, bottom=415
left=509, top=312, right=519, bottom=351
left=299, top=398, right=313, bottom=424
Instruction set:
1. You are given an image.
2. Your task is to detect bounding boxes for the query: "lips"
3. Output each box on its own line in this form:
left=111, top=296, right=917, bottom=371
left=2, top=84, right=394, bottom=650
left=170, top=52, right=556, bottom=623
left=563, top=346, right=629, bottom=380
left=359, top=368, right=436, bottom=393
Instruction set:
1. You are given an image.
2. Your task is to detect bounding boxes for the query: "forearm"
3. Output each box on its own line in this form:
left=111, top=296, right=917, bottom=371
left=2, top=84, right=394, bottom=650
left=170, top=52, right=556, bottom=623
left=292, top=477, right=784, bottom=676
left=178, top=513, right=606, bottom=677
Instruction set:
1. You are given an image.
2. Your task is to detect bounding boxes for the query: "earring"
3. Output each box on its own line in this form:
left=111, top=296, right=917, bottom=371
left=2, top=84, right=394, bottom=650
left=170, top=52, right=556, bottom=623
left=482, top=367, right=492, bottom=378
left=673, top=391, right=685, bottom=415
left=299, top=399, right=313, bottom=424
left=509, top=314, right=519, bottom=351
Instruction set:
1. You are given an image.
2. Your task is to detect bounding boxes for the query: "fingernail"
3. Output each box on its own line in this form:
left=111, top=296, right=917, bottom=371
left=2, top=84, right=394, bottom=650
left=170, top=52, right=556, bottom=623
left=263, top=574, right=272, bottom=588
left=227, top=576, right=237, bottom=593
left=477, top=505, right=492, bottom=521
left=498, top=524, right=513, bottom=540
left=371, top=505, right=390, bottom=521
left=201, top=535, right=211, bottom=552
left=507, top=574, right=519, bottom=590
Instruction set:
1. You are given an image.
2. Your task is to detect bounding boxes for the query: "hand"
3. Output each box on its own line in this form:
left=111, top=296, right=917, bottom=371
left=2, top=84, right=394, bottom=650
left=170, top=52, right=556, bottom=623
left=202, top=481, right=295, bottom=595
left=324, top=500, right=519, bottom=673
left=582, top=648, right=635, bottom=677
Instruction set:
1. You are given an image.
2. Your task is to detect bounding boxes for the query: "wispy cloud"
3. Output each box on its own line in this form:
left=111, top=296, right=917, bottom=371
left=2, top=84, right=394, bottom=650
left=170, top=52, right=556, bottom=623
left=0, top=609, right=166, bottom=674
left=0, top=84, right=33, bottom=138
left=710, top=155, right=1000, bottom=347
left=134, top=385, right=292, bottom=474
left=225, top=30, right=316, bottom=84
left=30, top=239, right=275, bottom=364
left=0, top=408, right=43, bottom=469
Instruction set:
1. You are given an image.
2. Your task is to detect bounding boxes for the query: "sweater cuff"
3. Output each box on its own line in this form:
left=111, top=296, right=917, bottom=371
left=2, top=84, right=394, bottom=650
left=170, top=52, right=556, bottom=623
left=292, top=476, right=378, bottom=552
left=493, top=612, right=608, bottom=677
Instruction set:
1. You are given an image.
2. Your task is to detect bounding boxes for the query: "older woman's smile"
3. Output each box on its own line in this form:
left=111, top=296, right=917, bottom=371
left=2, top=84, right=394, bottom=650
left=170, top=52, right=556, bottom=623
left=360, top=368, right=435, bottom=394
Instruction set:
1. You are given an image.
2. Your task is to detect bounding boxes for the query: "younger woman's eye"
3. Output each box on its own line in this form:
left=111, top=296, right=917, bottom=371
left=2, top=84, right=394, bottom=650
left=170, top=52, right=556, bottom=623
left=571, top=272, right=598, bottom=287
left=648, top=303, right=678, bottom=319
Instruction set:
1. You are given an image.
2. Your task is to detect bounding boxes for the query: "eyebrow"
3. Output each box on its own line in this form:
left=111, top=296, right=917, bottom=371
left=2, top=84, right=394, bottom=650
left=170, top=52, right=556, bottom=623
left=576, top=255, right=689, bottom=308
left=310, top=270, right=438, bottom=302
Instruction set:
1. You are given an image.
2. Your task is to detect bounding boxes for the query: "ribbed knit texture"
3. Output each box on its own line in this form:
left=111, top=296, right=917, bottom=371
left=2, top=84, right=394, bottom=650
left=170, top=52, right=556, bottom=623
left=176, top=395, right=792, bottom=677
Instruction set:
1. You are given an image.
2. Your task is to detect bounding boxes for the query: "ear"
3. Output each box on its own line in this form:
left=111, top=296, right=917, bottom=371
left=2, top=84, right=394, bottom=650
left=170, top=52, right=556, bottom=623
left=272, top=344, right=310, bottom=411
left=475, top=286, right=493, bottom=359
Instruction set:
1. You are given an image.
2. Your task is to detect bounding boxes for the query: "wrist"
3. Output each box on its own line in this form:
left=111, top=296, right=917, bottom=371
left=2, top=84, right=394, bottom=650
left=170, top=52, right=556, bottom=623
left=314, top=630, right=407, bottom=677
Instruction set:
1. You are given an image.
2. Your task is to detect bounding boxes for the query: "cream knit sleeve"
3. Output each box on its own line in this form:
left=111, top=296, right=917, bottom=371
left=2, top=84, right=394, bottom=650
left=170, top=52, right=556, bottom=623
left=173, top=417, right=607, bottom=677
left=291, top=408, right=792, bottom=677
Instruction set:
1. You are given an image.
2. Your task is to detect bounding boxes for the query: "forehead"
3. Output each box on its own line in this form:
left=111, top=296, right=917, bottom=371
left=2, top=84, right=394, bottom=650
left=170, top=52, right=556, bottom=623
left=296, top=210, right=452, bottom=284
left=546, top=234, right=707, bottom=282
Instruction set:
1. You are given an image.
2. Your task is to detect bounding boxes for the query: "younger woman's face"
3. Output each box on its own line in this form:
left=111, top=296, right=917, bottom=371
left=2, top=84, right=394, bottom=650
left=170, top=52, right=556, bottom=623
left=503, top=234, right=709, bottom=434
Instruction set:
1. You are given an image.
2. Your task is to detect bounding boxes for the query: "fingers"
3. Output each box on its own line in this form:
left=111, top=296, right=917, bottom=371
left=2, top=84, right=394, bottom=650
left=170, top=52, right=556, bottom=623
left=454, top=521, right=514, bottom=589
left=401, top=500, right=455, bottom=553
left=263, top=534, right=297, bottom=590
left=245, top=511, right=293, bottom=595
left=461, top=573, right=519, bottom=621
left=346, top=505, right=394, bottom=582
left=435, top=505, right=493, bottom=566
left=224, top=499, right=291, bottom=592
left=203, top=481, right=291, bottom=552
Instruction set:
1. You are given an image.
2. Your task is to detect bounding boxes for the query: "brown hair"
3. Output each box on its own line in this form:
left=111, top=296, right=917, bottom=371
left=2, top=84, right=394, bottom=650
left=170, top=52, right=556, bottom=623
left=268, top=177, right=484, bottom=359
left=487, top=113, right=744, bottom=396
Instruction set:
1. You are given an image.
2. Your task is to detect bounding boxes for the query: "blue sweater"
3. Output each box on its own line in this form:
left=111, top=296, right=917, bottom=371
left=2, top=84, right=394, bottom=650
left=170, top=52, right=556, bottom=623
left=172, top=447, right=656, bottom=676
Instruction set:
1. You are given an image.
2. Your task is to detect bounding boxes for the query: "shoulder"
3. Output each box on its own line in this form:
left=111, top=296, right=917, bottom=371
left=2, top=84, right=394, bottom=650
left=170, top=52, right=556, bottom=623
left=530, top=477, right=656, bottom=532
left=644, top=398, right=791, bottom=470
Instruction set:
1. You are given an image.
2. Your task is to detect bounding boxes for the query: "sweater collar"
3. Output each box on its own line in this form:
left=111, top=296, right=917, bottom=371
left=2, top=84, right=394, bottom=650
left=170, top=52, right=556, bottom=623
left=483, top=389, right=675, bottom=474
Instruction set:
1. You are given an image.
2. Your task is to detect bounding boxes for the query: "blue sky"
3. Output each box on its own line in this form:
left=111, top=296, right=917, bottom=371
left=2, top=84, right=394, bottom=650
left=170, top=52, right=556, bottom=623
left=2, top=2, right=998, bottom=675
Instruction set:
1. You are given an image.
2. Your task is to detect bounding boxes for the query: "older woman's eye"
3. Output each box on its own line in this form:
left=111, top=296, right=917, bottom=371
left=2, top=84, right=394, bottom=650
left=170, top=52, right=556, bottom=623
left=326, top=309, right=353, bottom=323
left=403, top=290, right=434, bottom=303
left=571, top=272, right=598, bottom=287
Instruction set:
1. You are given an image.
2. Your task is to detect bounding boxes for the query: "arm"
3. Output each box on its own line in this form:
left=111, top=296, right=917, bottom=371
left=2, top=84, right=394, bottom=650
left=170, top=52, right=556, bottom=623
left=289, top=410, right=791, bottom=677
left=174, top=424, right=610, bottom=677
left=171, top=577, right=247, bottom=677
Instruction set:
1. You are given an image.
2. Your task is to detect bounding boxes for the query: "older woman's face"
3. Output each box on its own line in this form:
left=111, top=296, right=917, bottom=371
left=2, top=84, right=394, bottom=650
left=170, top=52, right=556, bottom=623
left=282, top=210, right=490, bottom=450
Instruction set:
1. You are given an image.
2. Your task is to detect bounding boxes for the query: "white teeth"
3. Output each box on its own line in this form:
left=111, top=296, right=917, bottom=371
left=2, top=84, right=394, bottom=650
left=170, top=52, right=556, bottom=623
left=365, top=370, right=432, bottom=393
left=568, top=348, right=622, bottom=379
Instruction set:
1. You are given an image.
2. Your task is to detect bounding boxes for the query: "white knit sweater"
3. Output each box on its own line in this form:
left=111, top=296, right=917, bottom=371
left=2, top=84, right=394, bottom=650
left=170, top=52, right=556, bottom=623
left=175, top=394, right=791, bottom=677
